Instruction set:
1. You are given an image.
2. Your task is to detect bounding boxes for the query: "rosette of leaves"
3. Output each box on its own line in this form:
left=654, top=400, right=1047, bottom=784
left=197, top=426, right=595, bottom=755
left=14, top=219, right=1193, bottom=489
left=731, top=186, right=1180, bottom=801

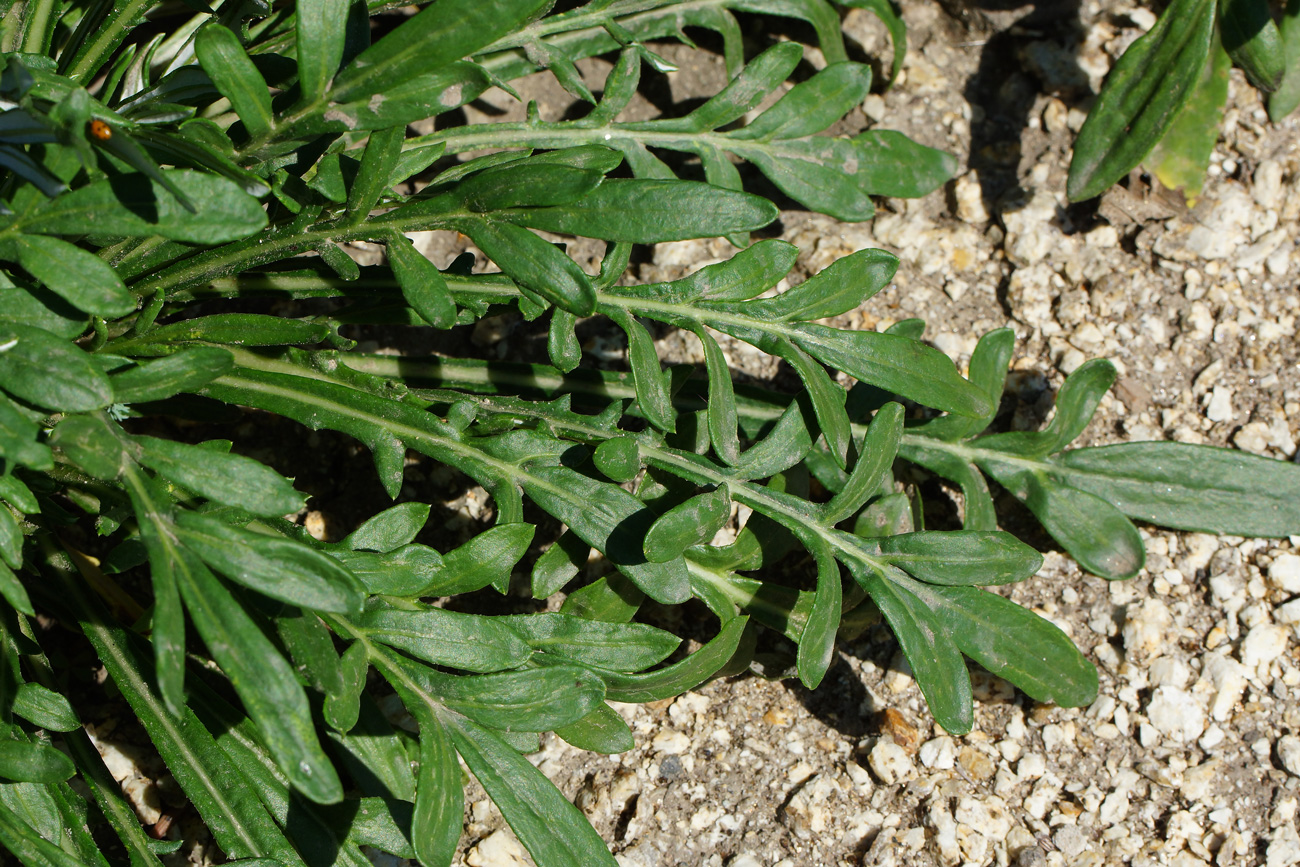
left=1067, top=0, right=1300, bottom=202
left=0, top=1, right=1298, bottom=866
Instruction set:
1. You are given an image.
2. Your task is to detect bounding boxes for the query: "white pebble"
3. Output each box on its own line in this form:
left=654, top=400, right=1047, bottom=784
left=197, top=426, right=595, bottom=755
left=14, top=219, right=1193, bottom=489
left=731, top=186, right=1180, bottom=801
left=651, top=730, right=691, bottom=755
left=1146, top=686, right=1206, bottom=744
left=1242, top=623, right=1290, bottom=670
left=868, top=740, right=916, bottom=785
left=1279, top=735, right=1300, bottom=778
left=1270, top=554, right=1300, bottom=593
left=918, top=736, right=957, bottom=770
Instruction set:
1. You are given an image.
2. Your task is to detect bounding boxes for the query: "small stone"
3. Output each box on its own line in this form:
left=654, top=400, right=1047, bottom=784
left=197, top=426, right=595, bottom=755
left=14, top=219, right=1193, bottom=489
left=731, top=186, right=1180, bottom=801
left=727, top=855, right=762, bottom=867
left=1278, top=735, right=1300, bottom=777
left=955, top=796, right=1013, bottom=842
left=1270, top=554, right=1300, bottom=593
left=881, top=708, right=921, bottom=753
left=1123, top=599, right=1173, bottom=664
left=1180, top=760, right=1220, bottom=805
left=918, top=736, right=958, bottom=770
left=1053, top=825, right=1089, bottom=857
left=651, top=730, right=691, bottom=755
left=954, top=172, right=990, bottom=224
left=466, top=829, right=528, bottom=867
left=846, top=761, right=873, bottom=793
left=1205, top=386, right=1234, bottom=422
left=1268, top=823, right=1300, bottom=867
left=1017, top=753, right=1046, bottom=780
left=1242, top=624, right=1290, bottom=670
left=1147, top=686, right=1206, bottom=744
left=1200, top=651, right=1249, bottom=722
left=869, top=740, right=917, bottom=785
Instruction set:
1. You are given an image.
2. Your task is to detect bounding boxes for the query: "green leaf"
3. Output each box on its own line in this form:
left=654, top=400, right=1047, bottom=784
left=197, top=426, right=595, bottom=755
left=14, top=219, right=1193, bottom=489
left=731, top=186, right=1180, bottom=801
left=524, top=466, right=691, bottom=604
left=345, top=125, right=404, bottom=224
left=643, top=486, right=730, bottom=563
left=1148, top=36, right=1231, bottom=203
left=0, top=276, right=88, bottom=341
left=330, top=0, right=550, bottom=102
left=0, top=394, right=50, bottom=471
left=531, top=531, right=589, bottom=598
left=0, top=740, right=74, bottom=783
left=343, top=502, right=430, bottom=552
left=20, top=170, right=268, bottom=243
left=573, top=615, right=749, bottom=702
left=910, top=328, right=1015, bottom=441
left=1220, top=0, right=1285, bottom=91
left=176, top=512, right=365, bottom=615
left=1051, top=441, right=1300, bottom=537
left=0, top=323, right=113, bottom=412
left=559, top=573, right=644, bottom=623
left=698, top=330, right=740, bottom=465
left=174, top=549, right=343, bottom=804
left=501, top=613, right=680, bottom=671
left=419, top=522, right=535, bottom=596
left=296, top=0, right=349, bottom=101
left=741, top=148, right=875, bottom=222
left=455, top=161, right=605, bottom=212
left=48, top=414, right=130, bottom=481
left=0, top=234, right=134, bottom=318
left=387, top=233, right=457, bottom=328
left=0, top=507, right=19, bottom=570
left=612, top=310, right=674, bottom=432
left=554, top=702, right=634, bottom=754
left=195, top=24, right=274, bottom=140
left=974, top=359, right=1116, bottom=458
left=12, top=684, right=78, bottom=733
left=112, top=314, right=330, bottom=353
left=793, top=529, right=840, bottom=689
left=870, top=531, right=1043, bottom=586
left=404, top=702, right=461, bottom=867
left=593, top=435, right=640, bottom=482
left=548, top=307, right=582, bottom=373
left=506, top=179, right=778, bottom=243
left=734, top=62, right=872, bottom=141
left=1269, top=0, right=1300, bottom=119
left=742, top=248, right=898, bottom=322
left=135, top=435, right=304, bottom=517
left=840, top=0, right=907, bottom=83
left=822, top=402, right=902, bottom=525
left=909, top=583, right=1099, bottom=708
left=0, top=564, right=34, bottom=617
left=1067, top=0, right=1216, bottom=200
left=458, top=218, right=596, bottom=316
left=674, top=42, right=803, bottom=131
left=324, top=641, right=368, bottom=734
left=791, top=325, right=989, bottom=417
left=851, top=566, right=972, bottom=734
left=108, top=348, right=235, bottom=405
left=356, top=599, right=532, bottom=672
left=443, top=715, right=619, bottom=867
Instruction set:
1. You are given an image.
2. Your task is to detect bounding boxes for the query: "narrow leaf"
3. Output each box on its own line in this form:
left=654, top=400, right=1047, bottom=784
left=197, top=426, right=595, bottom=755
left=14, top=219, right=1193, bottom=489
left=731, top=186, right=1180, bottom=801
left=195, top=24, right=274, bottom=140
left=135, top=436, right=304, bottom=517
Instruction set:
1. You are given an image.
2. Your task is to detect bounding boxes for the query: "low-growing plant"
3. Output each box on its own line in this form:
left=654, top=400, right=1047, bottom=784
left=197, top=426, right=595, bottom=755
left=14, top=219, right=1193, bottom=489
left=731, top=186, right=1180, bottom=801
left=0, top=1, right=1296, bottom=865
left=1068, top=0, right=1300, bottom=202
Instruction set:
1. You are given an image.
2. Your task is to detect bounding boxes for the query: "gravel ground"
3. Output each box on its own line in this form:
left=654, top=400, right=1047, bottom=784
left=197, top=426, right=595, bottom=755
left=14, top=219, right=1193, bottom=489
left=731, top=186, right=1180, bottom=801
left=435, top=2, right=1300, bottom=866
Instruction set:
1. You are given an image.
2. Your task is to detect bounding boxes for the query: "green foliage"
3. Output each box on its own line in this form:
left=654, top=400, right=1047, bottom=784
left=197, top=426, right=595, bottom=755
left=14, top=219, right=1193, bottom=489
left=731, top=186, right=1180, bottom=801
left=0, top=1, right=1296, bottom=866
left=1068, top=0, right=1299, bottom=201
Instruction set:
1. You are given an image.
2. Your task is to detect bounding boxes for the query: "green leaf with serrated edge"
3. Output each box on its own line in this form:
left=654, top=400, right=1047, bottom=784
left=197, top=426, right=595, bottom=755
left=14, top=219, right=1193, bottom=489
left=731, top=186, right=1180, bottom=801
left=733, top=399, right=815, bottom=481
left=500, top=613, right=680, bottom=672
left=356, top=599, right=531, bottom=673
left=791, top=325, right=989, bottom=417
left=0, top=740, right=73, bottom=782
left=195, top=24, right=273, bottom=140
left=585, top=48, right=641, bottom=126
left=177, top=512, right=364, bottom=614
left=45, top=565, right=300, bottom=862
left=386, top=690, right=461, bottom=867
left=794, top=528, right=840, bottom=690
left=331, top=0, right=549, bottom=102
left=326, top=695, right=417, bottom=802
left=0, top=235, right=132, bottom=318
left=907, top=581, right=1099, bottom=708
left=680, top=240, right=799, bottom=304
left=325, top=641, right=368, bottom=734
left=594, top=435, right=640, bottom=482
left=277, top=609, right=343, bottom=693
left=108, top=348, right=235, bottom=405
left=47, top=414, right=130, bottom=482
left=740, top=148, right=875, bottom=222
left=0, top=393, right=52, bottom=470
left=330, top=545, right=444, bottom=596
left=835, top=131, right=959, bottom=198
left=1149, top=36, right=1230, bottom=203
left=0, top=564, right=33, bottom=617
left=296, top=0, right=349, bottom=101
left=20, top=170, right=267, bottom=243
left=504, top=179, right=777, bottom=243
left=775, top=337, right=850, bottom=466
left=396, top=655, right=605, bottom=732
left=559, top=573, right=644, bottom=623
left=821, top=402, right=903, bottom=525
left=290, top=64, right=494, bottom=137
left=975, top=359, right=1116, bottom=458
left=419, top=522, right=535, bottom=596
left=135, top=436, right=304, bottom=517
left=668, top=42, right=802, bottom=132
left=978, top=458, right=1144, bottom=580
left=1050, top=441, right=1300, bottom=537
left=555, top=702, right=635, bottom=754
left=698, top=329, right=740, bottom=465
left=532, top=531, right=589, bottom=598
left=910, top=328, right=1015, bottom=441
left=1221, top=0, right=1285, bottom=91
left=1270, top=0, right=1300, bottom=119
left=345, top=125, right=403, bottom=225
left=867, top=531, right=1043, bottom=586
left=177, top=553, right=342, bottom=804
left=458, top=218, right=596, bottom=316
left=741, top=248, right=898, bottom=322
left=344, top=502, right=430, bottom=553
left=895, top=440, right=998, bottom=530
left=612, top=310, right=674, bottom=433
left=850, top=565, right=972, bottom=734
left=443, top=714, right=619, bottom=867
left=524, top=466, right=691, bottom=604
left=111, top=314, right=329, bottom=353
left=734, top=62, right=872, bottom=141
left=548, top=307, right=582, bottom=373
left=644, top=486, right=730, bottom=563
left=387, top=232, right=457, bottom=328
left=537, top=615, right=748, bottom=703
left=1067, top=0, right=1216, bottom=201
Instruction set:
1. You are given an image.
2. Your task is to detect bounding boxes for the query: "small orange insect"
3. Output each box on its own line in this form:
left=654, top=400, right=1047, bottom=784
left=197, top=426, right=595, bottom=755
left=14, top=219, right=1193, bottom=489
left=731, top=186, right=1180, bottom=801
left=88, top=119, right=112, bottom=141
